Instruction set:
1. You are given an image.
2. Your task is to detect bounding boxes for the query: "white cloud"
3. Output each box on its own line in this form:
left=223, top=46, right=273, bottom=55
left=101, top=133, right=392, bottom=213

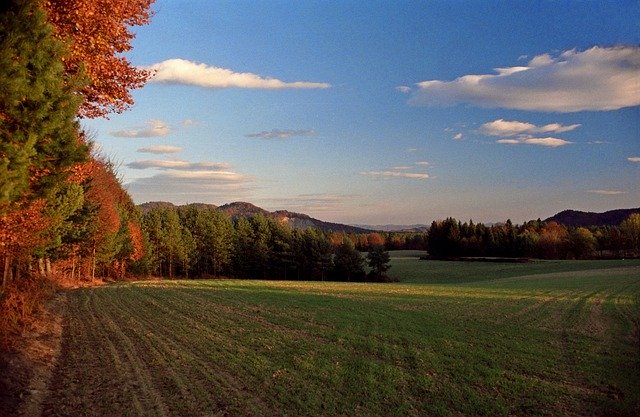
left=127, top=159, right=232, bottom=171
left=125, top=158, right=252, bottom=204
left=410, top=46, right=640, bottom=112
left=588, top=189, right=627, bottom=195
left=110, top=119, right=171, bottom=138
left=360, top=170, right=430, bottom=179
left=453, top=133, right=463, bottom=140
left=146, top=59, right=331, bottom=90
left=496, top=137, right=572, bottom=147
left=256, top=193, right=358, bottom=214
left=628, top=156, right=640, bottom=162
left=391, top=166, right=412, bottom=171
left=137, top=145, right=183, bottom=154
left=414, top=161, right=430, bottom=166
left=126, top=171, right=253, bottom=203
left=244, top=129, right=316, bottom=139
left=396, top=86, right=412, bottom=94
left=480, top=119, right=580, bottom=136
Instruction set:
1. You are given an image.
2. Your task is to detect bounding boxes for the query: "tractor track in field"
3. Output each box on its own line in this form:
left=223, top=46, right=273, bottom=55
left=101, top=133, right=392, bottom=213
left=36, top=287, right=275, bottom=417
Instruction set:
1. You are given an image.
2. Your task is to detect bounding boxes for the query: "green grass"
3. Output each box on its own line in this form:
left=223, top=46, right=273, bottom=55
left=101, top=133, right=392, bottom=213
left=388, top=250, right=640, bottom=284
left=43, top=259, right=640, bottom=416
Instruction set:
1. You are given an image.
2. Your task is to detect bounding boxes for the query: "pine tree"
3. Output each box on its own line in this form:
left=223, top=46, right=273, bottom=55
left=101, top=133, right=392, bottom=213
left=0, top=0, right=87, bottom=207
left=367, top=245, right=392, bottom=281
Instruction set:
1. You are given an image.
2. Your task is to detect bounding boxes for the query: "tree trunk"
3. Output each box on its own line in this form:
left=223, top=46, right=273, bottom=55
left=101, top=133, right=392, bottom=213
left=38, top=258, right=45, bottom=276
left=71, top=256, right=76, bottom=281
left=2, top=255, right=12, bottom=287
left=45, top=258, right=52, bottom=277
left=92, top=247, right=96, bottom=280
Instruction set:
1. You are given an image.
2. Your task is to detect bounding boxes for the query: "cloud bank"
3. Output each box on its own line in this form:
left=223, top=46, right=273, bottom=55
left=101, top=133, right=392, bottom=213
left=245, top=129, right=316, bottom=139
left=125, top=158, right=252, bottom=203
left=110, top=119, right=171, bottom=138
left=147, top=59, right=331, bottom=90
left=410, top=46, right=640, bottom=112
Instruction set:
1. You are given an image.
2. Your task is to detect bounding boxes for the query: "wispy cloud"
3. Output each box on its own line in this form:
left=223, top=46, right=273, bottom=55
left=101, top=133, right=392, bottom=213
left=396, top=86, right=412, bottom=94
left=110, top=119, right=171, bottom=138
left=360, top=170, right=430, bottom=179
left=137, top=145, right=183, bottom=154
left=127, top=159, right=232, bottom=171
left=244, top=129, right=316, bottom=139
left=256, top=193, right=358, bottom=214
left=453, top=133, right=463, bottom=140
left=410, top=46, right=640, bottom=112
left=587, top=189, right=627, bottom=195
left=125, top=158, right=253, bottom=203
left=628, top=156, right=640, bottom=163
left=480, top=119, right=580, bottom=136
left=495, top=137, right=572, bottom=147
left=414, top=161, right=430, bottom=166
left=146, top=59, right=331, bottom=90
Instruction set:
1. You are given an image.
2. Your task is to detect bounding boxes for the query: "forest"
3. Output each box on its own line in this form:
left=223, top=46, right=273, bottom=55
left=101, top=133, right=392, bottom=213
left=0, top=0, right=153, bottom=347
left=133, top=205, right=640, bottom=282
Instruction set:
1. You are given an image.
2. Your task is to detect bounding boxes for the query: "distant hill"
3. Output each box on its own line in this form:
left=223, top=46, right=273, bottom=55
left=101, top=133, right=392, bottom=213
left=137, top=201, right=373, bottom=234
left=352, top=224, right=429, bottom=232
left=218, top=202, right=268, bottom=218
left=545, top=208, right=640, bottom=227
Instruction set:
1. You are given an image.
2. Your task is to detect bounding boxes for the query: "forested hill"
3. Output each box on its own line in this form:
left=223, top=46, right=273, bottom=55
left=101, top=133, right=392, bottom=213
left=138, top=201, right=374, bottom=234
left=546, top=208, right=640, bottom=227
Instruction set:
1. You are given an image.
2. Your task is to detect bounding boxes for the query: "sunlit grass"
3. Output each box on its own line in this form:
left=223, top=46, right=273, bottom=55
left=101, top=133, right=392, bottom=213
left=46, top=260, right=640, bottom=416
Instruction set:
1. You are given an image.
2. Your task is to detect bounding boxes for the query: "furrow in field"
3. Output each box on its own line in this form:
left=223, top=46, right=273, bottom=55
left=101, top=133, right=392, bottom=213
left=108, top=286, right=276, bottom=415
left=43, top=289, right=146, bottom=416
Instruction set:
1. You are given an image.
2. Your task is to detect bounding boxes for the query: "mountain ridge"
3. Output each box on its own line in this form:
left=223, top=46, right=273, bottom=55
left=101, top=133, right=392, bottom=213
left=545, top=207, right=640, bottom=227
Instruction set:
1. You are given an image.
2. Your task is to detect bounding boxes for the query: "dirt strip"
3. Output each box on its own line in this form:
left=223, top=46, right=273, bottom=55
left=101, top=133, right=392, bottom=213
left=0, top=292, right=67, bottom=417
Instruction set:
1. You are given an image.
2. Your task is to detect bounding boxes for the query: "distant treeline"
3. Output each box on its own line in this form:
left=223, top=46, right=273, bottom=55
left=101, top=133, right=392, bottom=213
left=426, top=216, right=640, bottom=260
left=137, top=205, right=398, bottom=282
left=137, top=206, right=640, bottom=280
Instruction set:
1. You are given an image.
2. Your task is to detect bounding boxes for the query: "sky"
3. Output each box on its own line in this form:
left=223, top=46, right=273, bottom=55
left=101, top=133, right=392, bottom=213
left=84, top=0, right=640, bottom=225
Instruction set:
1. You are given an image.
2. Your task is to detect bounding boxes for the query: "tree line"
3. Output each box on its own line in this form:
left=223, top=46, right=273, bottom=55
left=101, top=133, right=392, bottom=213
left=138, top=206, right=394, bottom=282
left=1, top=0, right=154, bottom=287
left=426, top=215, right=640, bottom=260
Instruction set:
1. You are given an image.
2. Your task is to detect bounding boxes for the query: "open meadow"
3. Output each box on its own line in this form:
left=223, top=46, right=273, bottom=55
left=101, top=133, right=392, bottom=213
left=41, top=254, right=640, bottom=416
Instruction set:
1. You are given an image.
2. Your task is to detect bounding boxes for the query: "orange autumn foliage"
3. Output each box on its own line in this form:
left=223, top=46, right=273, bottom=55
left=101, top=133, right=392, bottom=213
left=127, top=221, right=144, bottom=262
left=44, top=0, right=155, bottom=118
left=0, top=200, right=50, bottom=261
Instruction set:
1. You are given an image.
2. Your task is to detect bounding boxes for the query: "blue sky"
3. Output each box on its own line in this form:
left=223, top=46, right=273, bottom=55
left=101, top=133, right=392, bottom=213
left=84, top=0, right=640, bottom=225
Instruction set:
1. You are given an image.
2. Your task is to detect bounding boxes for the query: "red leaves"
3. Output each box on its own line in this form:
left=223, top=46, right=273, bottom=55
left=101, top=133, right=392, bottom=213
left=44, top=0, right=155, bottom=118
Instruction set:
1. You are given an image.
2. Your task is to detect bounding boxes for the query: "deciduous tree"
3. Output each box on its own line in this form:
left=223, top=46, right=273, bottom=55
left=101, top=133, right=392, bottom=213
left=44, top=0, right=155, bottom=118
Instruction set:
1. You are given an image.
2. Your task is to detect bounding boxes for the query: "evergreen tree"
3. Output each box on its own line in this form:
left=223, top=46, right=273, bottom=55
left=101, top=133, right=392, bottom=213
left=332, top=239, right=365, bottom=281
left=367, top=245, right=392, bottom=282
left=0, top=0, right=87, bottom=207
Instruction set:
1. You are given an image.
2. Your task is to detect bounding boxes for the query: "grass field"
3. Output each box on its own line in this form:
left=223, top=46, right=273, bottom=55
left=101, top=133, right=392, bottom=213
left=41, top=256, right=640, bottom=416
